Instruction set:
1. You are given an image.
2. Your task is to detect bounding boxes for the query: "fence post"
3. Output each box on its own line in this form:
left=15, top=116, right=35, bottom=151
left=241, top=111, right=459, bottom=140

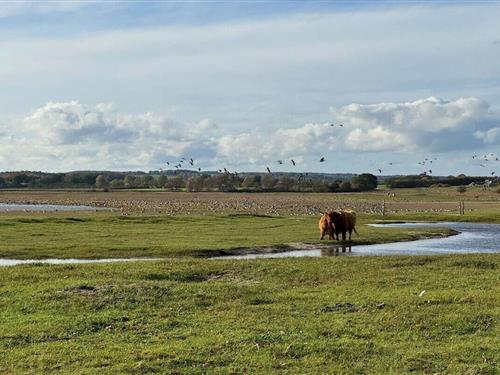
left=382, top=199, right=386, bottom=216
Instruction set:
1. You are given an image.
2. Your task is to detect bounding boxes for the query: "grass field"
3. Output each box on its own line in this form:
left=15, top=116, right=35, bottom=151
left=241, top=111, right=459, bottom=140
left=0, top=189, right=499, bottom=373
left=0, top=213, right=457, bottom=259
left=1, top=255, right=498, bottom=374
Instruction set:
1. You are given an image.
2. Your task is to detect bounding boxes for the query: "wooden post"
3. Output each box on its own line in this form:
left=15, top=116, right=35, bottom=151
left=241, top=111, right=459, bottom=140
left=382, top=199, right=386, bottom=216
left=459, top=200, right=465, bottom=215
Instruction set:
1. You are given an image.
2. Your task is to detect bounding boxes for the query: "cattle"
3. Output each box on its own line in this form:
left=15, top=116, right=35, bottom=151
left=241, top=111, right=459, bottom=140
left=328, top=209, right=358, bottom=241
left=318, top=212, right=335, bottom=240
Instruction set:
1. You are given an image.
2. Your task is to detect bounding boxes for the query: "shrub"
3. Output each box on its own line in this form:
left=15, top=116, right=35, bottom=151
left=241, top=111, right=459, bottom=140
left=456, top=186, right=467, bottom=193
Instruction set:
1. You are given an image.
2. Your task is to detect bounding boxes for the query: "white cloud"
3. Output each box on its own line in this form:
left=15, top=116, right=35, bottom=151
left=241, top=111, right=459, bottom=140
left=1, top=97, right=499, bottom=172
left=475, top=127, right=500, bottom=144
left=333, top=96, right=494, bottom=151
left=344, top=127, right=409, bottom=151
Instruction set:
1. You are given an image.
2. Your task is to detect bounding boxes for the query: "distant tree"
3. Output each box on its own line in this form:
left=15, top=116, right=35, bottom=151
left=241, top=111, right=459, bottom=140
left=327, top=182, right=340, bottom=192
left=0, top=176, right=5, bottom=188
left=312, top=180, right=329, bottom=192
left=241, top=175, right=259, bottom=189
left=214, top=174, right=237, bottom=192
left=123, top=175, right=136, bottom=189
left=260, top=174, right=276, bottom=190
left=95, top=175, right=108, bottom=189
left=109, top=178, right=124, bottom=189
left=165, top=175, right=185, bottom=191
left=140, top=175, right=155, bottom=188
left=339, top=180, right=352, bottom=192
left=157, top=173, right=167, bottom=188
left=276, top=176, right=295, bottom=191
left=352, top=173, right=378, bottom=191
left=186, top=176, right=205, bottom=192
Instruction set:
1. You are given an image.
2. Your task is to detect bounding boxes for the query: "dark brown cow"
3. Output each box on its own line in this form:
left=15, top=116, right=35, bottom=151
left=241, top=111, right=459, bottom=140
left=328, top=209, right=358, bottom=241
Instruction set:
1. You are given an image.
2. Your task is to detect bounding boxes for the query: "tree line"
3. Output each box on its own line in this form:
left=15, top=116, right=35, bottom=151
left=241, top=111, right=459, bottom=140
left=0, top=171, right=379, bottom=192
left=385, top=174, right=497, bottom=189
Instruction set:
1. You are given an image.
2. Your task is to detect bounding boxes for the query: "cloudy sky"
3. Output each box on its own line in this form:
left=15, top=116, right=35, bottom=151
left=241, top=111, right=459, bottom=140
left=1, top=1, right=500, bottom=175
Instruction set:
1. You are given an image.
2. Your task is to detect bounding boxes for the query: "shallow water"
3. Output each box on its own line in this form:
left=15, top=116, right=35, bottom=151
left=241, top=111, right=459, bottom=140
left=1, top=222, right=498, bottom=266
left=0, top=257, right=161, bottom=267
left=0, top=203, right=103, bottom=212
left=216, top=222, right=500, bottom=259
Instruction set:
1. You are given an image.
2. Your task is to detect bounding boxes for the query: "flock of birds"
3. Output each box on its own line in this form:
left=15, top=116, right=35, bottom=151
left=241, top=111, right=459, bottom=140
left=161, top=122, right=499, bottom=179
left=471, top=153, right=499, bottom=176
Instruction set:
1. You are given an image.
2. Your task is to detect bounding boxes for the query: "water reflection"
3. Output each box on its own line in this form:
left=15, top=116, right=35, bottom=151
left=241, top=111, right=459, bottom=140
left=321, top=245, right=352, bottom=256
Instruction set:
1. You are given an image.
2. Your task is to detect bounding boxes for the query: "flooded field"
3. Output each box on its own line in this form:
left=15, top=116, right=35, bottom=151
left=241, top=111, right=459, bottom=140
left=217, top=222, right=500, bottom=259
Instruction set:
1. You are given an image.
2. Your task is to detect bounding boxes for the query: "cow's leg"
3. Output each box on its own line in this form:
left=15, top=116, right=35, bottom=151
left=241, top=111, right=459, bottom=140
left=320, top=229, right=325, bottom=240
left=348, top=229, right=352, bottom=240
left=341, top=231, right=346, bottom=241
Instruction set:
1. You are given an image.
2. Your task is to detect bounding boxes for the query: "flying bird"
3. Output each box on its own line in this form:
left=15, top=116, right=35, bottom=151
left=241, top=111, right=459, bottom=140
left=266, top=167, right=272, bottom=174
left=277, top=160, right=283, bottom=164
left=319, top=157, right=325, bottom=162
left=291, top=159, right=296, bottom=166
left=378, top=169, right=382, bottom=174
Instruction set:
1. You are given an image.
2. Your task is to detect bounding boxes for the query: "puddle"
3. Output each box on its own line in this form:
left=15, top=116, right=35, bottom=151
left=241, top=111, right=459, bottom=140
left=215, top=222, right=500, bottom=259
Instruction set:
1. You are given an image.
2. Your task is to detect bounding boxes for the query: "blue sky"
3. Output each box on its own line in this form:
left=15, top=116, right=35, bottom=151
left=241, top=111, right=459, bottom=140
left=0, top=0, right=500, bottom=175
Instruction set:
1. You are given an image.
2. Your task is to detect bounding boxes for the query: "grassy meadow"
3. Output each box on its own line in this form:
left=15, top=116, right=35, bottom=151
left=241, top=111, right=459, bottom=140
left=0, top=188, right=499, bottom=373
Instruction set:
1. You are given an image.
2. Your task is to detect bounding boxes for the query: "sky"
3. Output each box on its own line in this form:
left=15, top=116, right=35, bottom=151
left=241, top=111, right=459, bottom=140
left=1, top=0, right=500, bottom=175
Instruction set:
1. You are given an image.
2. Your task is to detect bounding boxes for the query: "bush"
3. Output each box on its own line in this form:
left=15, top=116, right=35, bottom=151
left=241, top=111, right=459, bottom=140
left=456, top=186, right=467, bottom=193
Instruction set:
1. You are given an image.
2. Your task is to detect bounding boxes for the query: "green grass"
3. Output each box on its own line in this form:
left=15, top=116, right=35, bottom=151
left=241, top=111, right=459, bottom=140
left=1, top=254, right=498, bottom=374
left=0, top=213, right=455, bottom=259
left=0, top=206, right=498, bottom=373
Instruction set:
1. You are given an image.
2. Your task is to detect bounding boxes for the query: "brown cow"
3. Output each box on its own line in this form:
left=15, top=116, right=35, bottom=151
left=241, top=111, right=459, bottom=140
left=318, top=212, right=335, bottom=240
left=328, top=209, right=358, bottom=241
